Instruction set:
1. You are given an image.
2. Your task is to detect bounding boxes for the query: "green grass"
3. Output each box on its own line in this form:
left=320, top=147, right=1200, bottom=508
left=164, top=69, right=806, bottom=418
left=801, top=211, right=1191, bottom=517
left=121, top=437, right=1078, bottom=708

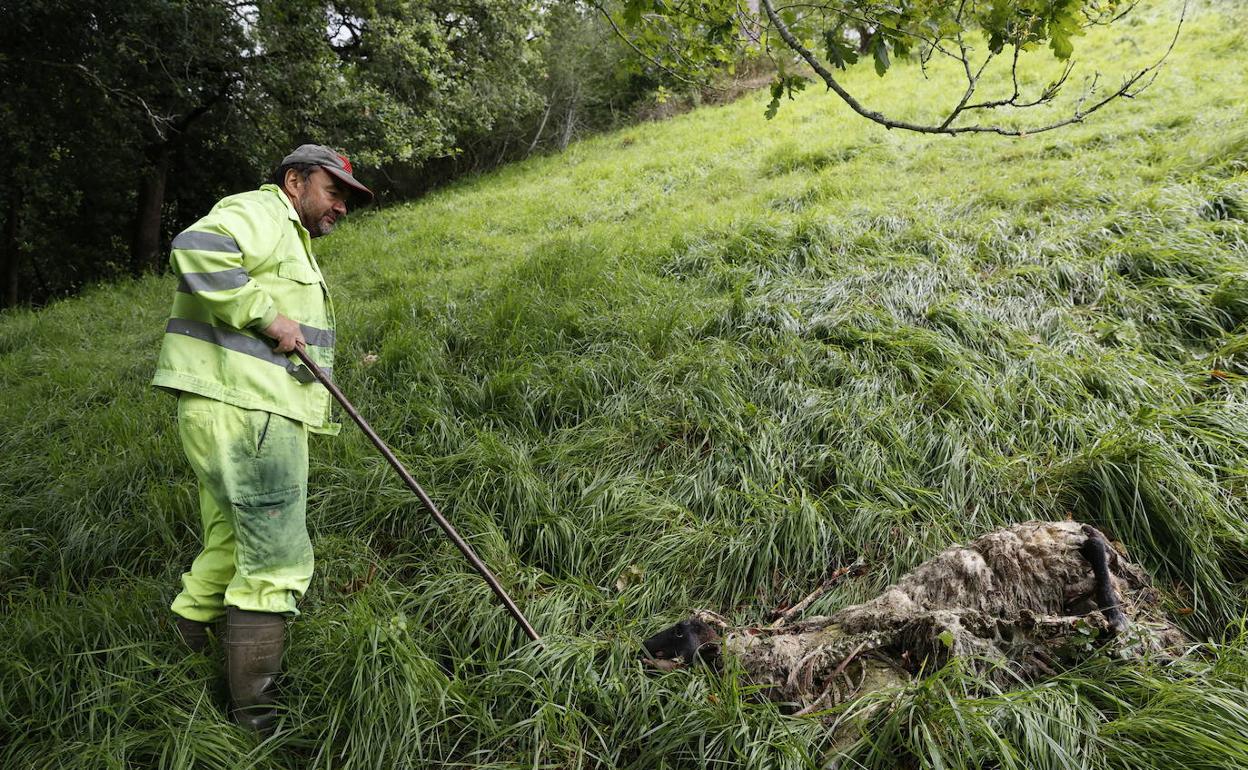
left=3, top=1, right=1248, bottom=767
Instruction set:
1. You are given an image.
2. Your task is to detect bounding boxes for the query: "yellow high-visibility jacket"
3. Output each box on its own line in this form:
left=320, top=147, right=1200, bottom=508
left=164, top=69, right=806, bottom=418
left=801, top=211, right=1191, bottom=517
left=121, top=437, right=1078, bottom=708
left=151, top=184, right=339, bottom=434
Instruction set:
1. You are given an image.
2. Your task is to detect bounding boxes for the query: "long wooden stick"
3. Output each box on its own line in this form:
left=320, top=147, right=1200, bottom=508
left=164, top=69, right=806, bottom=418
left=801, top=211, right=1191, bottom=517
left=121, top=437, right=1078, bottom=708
left=294, top=348, right=541, bottom=643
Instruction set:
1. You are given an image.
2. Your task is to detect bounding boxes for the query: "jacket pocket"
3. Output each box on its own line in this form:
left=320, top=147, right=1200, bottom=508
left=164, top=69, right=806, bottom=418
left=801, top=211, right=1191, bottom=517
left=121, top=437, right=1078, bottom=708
left=254, top=411, right=273, bottom=455
left=277, top=259, right=321, bottom=285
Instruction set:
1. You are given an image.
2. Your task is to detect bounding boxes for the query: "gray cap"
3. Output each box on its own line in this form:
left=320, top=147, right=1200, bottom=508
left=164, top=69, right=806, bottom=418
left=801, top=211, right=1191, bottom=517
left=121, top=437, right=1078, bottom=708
left=280, top=144, right=373, bottom=202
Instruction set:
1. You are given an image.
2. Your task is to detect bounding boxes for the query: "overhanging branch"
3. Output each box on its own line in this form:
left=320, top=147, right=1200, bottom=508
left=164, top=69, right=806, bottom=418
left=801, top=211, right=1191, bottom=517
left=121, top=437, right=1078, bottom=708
left=758, top=0, right=1186, bottom=137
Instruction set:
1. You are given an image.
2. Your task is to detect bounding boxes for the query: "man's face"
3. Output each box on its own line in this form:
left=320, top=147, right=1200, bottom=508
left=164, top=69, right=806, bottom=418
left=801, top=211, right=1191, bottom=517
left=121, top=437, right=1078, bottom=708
left=285, top=167, right=349, bottom=238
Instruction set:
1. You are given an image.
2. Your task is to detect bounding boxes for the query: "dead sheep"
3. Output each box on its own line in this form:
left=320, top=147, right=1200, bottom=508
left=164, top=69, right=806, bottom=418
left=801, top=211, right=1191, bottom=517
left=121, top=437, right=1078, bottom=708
left=641, top=520, right=1186, bottom=713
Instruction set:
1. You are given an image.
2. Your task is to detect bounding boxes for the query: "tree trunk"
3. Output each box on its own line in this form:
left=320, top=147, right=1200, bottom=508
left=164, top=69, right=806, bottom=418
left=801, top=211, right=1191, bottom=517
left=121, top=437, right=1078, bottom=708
left=528, top=97, right=554, bottom=156
left=131, top=146, right=171, bottom=275
left=559, top=85, right=580, bottom=151
left=1, top=192, right=19, bottom=308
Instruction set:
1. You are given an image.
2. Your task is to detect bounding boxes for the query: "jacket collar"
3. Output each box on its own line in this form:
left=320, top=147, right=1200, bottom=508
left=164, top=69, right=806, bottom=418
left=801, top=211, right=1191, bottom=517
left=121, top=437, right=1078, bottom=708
left=262, top=183, right=307, bottom=224
left=261, top=183, right=315, bottom=251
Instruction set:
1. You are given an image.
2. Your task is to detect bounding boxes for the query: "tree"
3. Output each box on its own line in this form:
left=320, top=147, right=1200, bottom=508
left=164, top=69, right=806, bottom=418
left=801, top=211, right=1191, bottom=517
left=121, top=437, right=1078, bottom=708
left=528, top=3, right=654, bottom=153
left=0, top=0, right=543, bottom=306
left=594, top=0, right=1186, bottom=136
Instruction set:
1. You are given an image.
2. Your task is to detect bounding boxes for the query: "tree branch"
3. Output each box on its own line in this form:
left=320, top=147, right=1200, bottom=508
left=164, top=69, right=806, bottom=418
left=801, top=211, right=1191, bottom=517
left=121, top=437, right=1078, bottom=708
left=758, top=0, right=1187, bottom=137
left=773, top=3, right=964, bottom=64
left=591, top=3, right=716, bottom=90
left=43, top=60, right=174, bottom=138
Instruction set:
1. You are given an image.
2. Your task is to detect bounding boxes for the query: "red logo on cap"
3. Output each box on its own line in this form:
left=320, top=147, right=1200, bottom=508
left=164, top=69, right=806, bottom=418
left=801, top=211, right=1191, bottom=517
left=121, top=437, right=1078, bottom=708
left=337, top=154, right=353, bottom=175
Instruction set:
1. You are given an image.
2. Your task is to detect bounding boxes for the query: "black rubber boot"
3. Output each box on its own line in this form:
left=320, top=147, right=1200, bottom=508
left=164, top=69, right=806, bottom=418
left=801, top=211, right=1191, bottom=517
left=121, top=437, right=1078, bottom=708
left=225, top=607, right=286, bottom=734
left=175, top=616, right=214, bottom=654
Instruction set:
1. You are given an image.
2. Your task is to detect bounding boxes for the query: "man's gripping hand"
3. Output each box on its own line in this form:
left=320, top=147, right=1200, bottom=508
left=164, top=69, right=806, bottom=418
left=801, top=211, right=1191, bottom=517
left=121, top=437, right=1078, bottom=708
left=262, top=314, right=306, bottom=354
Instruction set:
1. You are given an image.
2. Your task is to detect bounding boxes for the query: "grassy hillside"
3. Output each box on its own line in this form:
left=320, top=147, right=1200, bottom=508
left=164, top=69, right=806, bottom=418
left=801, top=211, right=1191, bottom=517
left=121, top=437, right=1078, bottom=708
left=3, top=1, right=1248, bottom=767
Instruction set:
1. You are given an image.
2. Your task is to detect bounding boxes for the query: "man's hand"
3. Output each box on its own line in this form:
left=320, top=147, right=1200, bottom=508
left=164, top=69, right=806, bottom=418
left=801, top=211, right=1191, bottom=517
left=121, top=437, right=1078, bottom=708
left=261, top=314, right=305, bottom=354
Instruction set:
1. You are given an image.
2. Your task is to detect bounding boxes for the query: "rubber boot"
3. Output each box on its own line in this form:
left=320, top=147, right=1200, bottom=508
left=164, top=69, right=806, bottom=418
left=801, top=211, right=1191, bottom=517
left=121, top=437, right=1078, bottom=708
left=225, top=607, right=286, bottom=734
left=175, top=616, right=213, bottom=654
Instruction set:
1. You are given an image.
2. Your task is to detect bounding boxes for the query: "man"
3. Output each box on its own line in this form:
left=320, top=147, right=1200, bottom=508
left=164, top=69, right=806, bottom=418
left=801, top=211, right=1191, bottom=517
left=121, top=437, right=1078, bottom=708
left=151, top=144, right=372, bottom=732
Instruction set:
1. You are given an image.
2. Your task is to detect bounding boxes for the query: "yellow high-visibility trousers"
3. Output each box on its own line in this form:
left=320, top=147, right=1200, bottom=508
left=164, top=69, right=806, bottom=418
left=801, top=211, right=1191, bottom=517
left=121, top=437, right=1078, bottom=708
left=171, top=393, right=313, bottom=621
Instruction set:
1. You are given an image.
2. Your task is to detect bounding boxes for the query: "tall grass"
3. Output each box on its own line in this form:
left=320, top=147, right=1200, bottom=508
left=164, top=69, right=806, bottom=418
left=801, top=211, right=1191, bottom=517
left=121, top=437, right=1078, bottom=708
left=3, top=1, right=1247, bottom=766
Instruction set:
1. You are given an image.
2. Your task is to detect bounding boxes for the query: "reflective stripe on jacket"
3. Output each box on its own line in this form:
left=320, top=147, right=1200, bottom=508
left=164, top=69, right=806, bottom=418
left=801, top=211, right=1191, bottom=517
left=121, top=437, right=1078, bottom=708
left=151, top=184, right=339, bottom=435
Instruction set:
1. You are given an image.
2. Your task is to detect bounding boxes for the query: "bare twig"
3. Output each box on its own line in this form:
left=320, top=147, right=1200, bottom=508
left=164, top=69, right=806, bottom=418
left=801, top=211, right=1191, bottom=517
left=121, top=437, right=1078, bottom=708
left=963, top=50, right=1074, bottom=112
left=938, top=14, right=995, bottom=131
left=766, top=559, right=865, bottom=629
